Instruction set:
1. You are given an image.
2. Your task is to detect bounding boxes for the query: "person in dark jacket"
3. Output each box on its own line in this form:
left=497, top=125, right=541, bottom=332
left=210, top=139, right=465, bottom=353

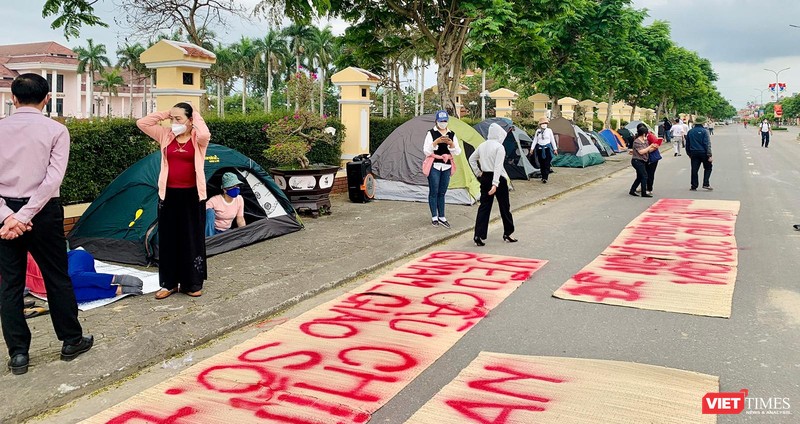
left=685, top=116, right=713, bottom=191
left=662, top=117, right=672, bottom=143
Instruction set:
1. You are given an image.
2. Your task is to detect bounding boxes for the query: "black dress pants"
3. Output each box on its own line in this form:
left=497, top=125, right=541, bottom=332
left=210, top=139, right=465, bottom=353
left=474, top=172, right=514, bottom=240
left=689, top=154, right=713, bottom=189
left=0, top=198, right=83, bottom=357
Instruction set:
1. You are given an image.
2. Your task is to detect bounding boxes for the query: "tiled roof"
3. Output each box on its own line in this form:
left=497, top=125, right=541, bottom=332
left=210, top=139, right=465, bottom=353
left=4, top=55, right=79, bottom=66
left=0, top=41, right=76, bottom=57
left=0, top=63, right=16, bottom=79
left=163, top=40, right=216, bottom=60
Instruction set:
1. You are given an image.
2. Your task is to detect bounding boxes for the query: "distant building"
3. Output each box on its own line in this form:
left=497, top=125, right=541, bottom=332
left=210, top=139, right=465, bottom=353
left=0, top=41, right=150, bottom=118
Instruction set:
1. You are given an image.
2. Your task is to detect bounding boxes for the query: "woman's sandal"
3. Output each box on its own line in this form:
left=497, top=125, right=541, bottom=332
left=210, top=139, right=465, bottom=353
left=24, top=306, right=49, bottom=319
left=154, top=288, right=177, bottom=300
left=185, top=290, right=203, bottom=297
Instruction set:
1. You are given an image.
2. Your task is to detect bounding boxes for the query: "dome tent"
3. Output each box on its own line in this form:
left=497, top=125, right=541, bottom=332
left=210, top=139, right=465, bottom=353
left=370, top=114, right=481, bottom=205
left=68, top=144, right=302, bottom=266
left=473, top=117, right=538, bottom=179
left=548, top=117, right=605, bottom=168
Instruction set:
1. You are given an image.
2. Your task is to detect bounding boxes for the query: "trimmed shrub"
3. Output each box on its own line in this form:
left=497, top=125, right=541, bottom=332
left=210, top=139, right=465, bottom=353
left=61, top=113, right=343, bottom=204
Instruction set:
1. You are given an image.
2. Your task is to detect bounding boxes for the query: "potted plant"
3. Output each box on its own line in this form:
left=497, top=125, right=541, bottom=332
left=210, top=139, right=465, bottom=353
left=263, top=104, right=340, bottom=216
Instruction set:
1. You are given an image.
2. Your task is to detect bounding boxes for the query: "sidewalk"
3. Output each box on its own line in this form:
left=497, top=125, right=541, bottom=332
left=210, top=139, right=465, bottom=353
left=2, top=153, right=638, bottom=423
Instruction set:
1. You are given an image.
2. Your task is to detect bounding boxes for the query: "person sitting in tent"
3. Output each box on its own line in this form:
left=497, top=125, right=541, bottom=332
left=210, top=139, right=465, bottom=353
left=423, top=110, right=462, bottom=229
left=25, top=249, right=143, bottom=303
left=205, top=172, right=246, bottom=237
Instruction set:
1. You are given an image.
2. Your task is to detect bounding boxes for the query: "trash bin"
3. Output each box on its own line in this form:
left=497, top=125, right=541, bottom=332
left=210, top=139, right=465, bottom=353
left=347, top=154, right=375, bottom=203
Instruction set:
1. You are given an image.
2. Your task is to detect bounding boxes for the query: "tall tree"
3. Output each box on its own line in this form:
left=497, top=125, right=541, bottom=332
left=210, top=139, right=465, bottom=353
left=96, top=68, right=125, bottom=116
left=231, top=37, right=259, bottom=113
left=254, top=30, right=289, bottom=113
left=208, top=45, right=236, bottom=117
left=282, top=24, right=315, bottom=110
left=42, top=0, right=107, bottom=40
left=116, top=43, right=146, bottom=117
left=307, top=26, right=336, bottom=116
left=74, top=38, right=111, bottom=118
left=257, top=0, right=516, bottom=115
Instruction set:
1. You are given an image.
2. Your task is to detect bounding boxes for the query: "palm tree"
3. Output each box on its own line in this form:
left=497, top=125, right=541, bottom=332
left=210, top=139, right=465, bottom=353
left=255, top=29, right=289, bottom=113
left=74, top=39, right=111, bottom=117
left=96, top=68, right=125, bottom=117
left=208, top=45, right=236, bottom=117
left=307, top=26, right=336, bottom=116
left=116, top=43, right=145, bottom=117
left=282, top=24, right=314, bottom=111
left=231, top=37, right=259, bottom=113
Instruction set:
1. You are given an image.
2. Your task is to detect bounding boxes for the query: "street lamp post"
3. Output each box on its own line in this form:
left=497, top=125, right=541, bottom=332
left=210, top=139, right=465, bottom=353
left=754, top=88, right=767, bottom=106
left=764, top=67, right=790, bottom=103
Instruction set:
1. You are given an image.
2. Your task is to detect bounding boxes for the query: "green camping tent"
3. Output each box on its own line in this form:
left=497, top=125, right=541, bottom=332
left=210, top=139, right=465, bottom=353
left=68, top=144, right=302, bottom=266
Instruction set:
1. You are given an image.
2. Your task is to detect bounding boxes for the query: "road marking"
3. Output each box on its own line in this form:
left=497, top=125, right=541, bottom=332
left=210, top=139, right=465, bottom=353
left=748, top=162, right=755, bottom=166
left=752, top=171, right=760, bottom=176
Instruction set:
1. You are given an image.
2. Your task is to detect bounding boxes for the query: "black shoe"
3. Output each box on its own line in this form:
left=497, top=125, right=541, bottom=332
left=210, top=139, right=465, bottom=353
left=641, top=193, right=653, bottom=198
left=473, top=236, right=485, bottom=247
left=793, top=224, right=800, bottom=231
left=438, top=219, right=451, bottom=229
left=703, top=186, right=714, bottom=191
left=61, top=336, right=93, bottom=361
left=503, top=234, right=518, bottom=243
left=542, top=179, right=547, bottom=184
left=431, top=220, right=439, bottom=227
left=674, top=153, right=678, bottom=157
left=629, top=191, right=639, bottom=197
left=690, top=187, right=697, bottom=191
left=7, top=354, right=28, bottom=375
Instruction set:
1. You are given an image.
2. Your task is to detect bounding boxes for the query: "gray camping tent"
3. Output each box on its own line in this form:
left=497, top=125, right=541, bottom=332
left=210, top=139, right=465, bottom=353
left=370, top=114, right=482, bottom=205
left=473, top=118, right=538, bottom=179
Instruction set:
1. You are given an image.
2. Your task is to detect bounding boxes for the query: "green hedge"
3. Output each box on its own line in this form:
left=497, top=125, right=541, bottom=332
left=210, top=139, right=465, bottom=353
left=62, top=113, right=343, bottom=205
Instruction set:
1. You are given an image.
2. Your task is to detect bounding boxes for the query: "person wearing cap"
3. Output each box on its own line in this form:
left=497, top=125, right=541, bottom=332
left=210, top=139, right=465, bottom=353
left=685, top=116, right=713, bottom=191
left=205, top=172, right=246, bottom=237
left=422, top=110, right=462, bottom=229
left=531, top=117, right=558, bottom=183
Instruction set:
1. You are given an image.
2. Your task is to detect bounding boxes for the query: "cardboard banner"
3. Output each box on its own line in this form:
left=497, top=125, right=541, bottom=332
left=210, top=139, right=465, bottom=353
left=406, top=352, right=718, bottom=424
left=555, top=199, right=740, bottom=317
left=83, top=252, right=546, bottom=424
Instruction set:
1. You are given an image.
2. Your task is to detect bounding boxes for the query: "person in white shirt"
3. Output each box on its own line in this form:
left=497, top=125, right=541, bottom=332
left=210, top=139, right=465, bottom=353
left=423, top=110, right=461, bottom=229
left=469, top=123, right=516, bottom=246
left=531, top=117, right=558, bottom=183
left=758, top=119, right=772, bottom=148
left=669, top=118, right=686, bottom=156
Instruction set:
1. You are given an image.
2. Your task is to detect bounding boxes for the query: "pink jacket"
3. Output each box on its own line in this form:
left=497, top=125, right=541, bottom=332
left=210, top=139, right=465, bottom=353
left=422, top=154, right=456, bottom=177
left=137, top=110, right=211, bottom=200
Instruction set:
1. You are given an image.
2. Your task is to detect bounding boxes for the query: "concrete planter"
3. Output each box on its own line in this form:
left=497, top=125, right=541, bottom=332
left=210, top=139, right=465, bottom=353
left=270, top=165, right=340, bottom=216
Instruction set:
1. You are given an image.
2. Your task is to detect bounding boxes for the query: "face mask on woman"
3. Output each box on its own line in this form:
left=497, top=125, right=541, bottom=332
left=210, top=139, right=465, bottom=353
left=437, top=122, right=448, bottom=130
left=540, top=124, right=548, bottom=129
left=225, top=187, right=241, bottom=198
left=171, top=123, right=187, bottom=136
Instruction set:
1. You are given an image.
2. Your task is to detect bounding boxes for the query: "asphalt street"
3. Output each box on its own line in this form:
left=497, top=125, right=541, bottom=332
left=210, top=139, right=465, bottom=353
left=29, top=124, right=800, bottom=423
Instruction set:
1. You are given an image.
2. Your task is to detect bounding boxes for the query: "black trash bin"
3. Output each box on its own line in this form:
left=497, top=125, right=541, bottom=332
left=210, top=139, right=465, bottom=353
left=347, top=154, right=376, bottom=203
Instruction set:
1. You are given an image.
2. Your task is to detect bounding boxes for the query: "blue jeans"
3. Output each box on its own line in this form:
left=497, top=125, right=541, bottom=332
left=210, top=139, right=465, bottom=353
left=427, top=166, right=451, bottom=218
left=205, top=209, right=223, bottom=237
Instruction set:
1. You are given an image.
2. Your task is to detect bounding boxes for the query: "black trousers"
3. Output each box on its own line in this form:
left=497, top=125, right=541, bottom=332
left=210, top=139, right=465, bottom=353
left=158, top=188, right=207, bottom=293
left=689, top=154, right=713, bottom=189
left=0, top=198, right=83, bottom=357
left=474, top=172, right=514, bottom=240
left=646, top=160, right=659, bottom=192
left=761, top=131, right=770, bottom=147
left=630, top=159, right=649, bottom=193
left=534, top=145, right=553, bottom=181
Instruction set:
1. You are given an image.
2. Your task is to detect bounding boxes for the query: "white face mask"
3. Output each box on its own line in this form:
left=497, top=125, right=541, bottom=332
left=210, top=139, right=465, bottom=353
left=540, top=124, right=548, bottom=129
left=437, top=122, right=448, bottom=130
left=171, top=123, right=187, bottom=136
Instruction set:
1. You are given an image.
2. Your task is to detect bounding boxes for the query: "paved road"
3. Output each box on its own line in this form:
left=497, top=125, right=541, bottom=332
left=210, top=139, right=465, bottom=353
left=31, top=124, right=799, bottom=423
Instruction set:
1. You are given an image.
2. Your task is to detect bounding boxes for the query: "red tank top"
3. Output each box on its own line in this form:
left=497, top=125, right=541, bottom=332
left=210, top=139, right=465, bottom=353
left=166, top=138, right=196, bottom=188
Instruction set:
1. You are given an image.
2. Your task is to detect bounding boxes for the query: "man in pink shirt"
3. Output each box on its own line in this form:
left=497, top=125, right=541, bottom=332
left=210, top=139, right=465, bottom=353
left=0, top=74, right=92, bottom=375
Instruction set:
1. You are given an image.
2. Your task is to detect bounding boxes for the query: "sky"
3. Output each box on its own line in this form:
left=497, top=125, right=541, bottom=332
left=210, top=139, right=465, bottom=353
left=1, top=0, right=798, bottom=110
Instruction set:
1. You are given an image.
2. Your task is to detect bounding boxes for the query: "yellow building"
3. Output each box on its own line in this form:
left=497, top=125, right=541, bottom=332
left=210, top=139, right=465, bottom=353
left=489, top=88, right=518, bottom=118
left=139, top=40, right=216, bottom=112
left=331, top=66, right=380, bottom=163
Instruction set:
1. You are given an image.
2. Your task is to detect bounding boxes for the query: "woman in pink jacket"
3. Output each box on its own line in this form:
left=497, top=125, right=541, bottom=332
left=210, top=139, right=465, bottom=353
left=137, top=103, right=210, bottom=299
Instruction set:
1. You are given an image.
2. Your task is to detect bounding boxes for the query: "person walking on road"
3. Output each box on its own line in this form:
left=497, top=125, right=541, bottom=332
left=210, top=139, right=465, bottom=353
left=759, top=119, right=772, bottom=148
left=628, top=125, right=657, bottom=198
left=470, top=123, right=516, bottom=246
left=531, top=117, right=558, bottom=183
left=669, top=118, right=686, bottom=156
left=0, top=73, right=93, bottom=375
left=686, top=116, right=714, bottom=191
left=641, top=124, right=663, bottom=195
left=661, top=117, right=672, bottom=143
left=422, top=110, right=461, bottom=229
left=138, top=103, right=210, bottom=299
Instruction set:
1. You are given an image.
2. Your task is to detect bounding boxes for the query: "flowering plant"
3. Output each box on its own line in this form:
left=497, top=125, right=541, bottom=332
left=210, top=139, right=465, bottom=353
left=262, top=111, right=335, bottom=169
left=286, top=68, right=318, bottom=112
